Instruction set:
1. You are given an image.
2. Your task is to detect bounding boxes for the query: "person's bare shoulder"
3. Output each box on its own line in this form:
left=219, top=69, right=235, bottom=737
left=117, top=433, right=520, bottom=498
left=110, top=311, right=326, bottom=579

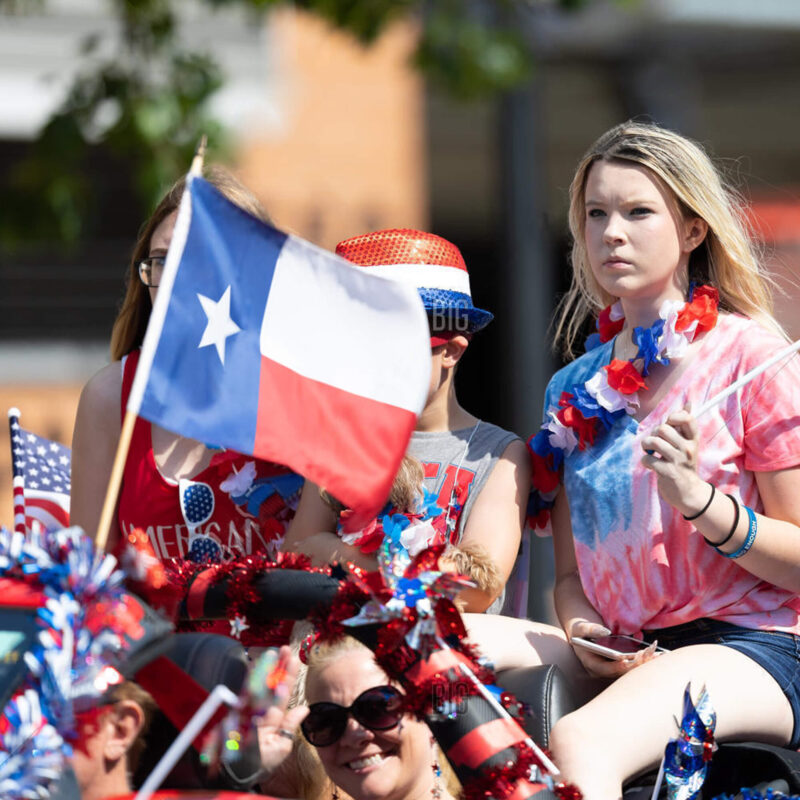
left=500, top=437, right=532, bottom=477
left=76, top=361, right=123, bottom=433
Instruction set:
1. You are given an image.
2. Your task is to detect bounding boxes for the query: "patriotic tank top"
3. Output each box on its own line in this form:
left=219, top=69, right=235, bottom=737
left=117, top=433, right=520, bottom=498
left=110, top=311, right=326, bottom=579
left=117, top=349, right=302, bottom=563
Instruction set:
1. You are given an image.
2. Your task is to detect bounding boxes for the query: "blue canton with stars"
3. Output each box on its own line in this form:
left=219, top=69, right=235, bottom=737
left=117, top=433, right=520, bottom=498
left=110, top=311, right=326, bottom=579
left=138, top=177, right=283, bottom=456
left=10, top=420, right=71, bottom=496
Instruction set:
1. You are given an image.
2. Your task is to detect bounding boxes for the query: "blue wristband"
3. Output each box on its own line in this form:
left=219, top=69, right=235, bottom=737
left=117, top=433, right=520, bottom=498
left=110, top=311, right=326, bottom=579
left=717, top=505, right=757, bottom=559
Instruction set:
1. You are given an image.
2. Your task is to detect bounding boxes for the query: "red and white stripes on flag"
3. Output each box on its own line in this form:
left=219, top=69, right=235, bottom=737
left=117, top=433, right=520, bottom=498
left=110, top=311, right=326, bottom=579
left=8, top=408, right=71, bottom=534
left=12, top=476, right=25, bottom=536
left=129, top=177, right=431, bottom=527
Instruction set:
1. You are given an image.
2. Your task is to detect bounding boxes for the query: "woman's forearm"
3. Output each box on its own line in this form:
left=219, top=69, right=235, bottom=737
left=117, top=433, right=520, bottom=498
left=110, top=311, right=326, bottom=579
left=671, top=472, right=800, bottom=593
left=554, top=571, right=606, bottom=636
left=296, top=530, right=378, bottom=571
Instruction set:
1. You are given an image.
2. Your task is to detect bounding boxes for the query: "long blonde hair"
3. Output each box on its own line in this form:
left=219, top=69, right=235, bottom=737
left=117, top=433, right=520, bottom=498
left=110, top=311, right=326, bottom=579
left=555, top=120, right=779, bottom=359
left=109, top=165, right=268, bottom=360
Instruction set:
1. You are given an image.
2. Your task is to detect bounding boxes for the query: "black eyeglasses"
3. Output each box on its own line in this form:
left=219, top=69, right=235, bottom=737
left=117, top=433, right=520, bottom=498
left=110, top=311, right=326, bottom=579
left=139, top=256, right=165, bottom=288
left=301, top=685, right=404, bottom=747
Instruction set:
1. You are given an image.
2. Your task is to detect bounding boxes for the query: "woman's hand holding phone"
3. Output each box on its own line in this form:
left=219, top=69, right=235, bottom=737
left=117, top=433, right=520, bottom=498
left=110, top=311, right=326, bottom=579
left=568, top=620, right=661, bottom=678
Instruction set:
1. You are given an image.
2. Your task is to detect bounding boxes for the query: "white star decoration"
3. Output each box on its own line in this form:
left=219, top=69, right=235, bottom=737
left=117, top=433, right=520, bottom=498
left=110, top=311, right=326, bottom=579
left=230, top=615, right=250, bottom=639
left=197, top=286, right=241, bottom=366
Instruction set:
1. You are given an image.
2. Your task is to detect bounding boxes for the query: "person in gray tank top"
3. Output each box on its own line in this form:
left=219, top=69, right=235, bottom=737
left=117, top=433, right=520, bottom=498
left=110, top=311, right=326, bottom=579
left=282, top=229, right=531, bottom=614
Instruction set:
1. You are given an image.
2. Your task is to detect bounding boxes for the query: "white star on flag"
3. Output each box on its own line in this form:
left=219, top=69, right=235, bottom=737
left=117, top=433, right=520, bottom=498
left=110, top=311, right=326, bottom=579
left=8, top=410, right=71, bottom=533
left=197, top=286, right=240, bottom=366
left=129, top=175, right=432, bottom=532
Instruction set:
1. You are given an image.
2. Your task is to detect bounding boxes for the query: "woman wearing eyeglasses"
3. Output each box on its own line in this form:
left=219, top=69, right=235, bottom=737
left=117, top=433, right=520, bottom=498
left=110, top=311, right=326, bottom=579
left=296, top=636, right=459, bottom=800
left=71, top=166, right=302, bottom=566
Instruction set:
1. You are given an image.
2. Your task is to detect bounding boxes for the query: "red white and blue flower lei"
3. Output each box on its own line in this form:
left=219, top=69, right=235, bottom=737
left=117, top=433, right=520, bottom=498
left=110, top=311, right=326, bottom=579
left=338, top=488, right=455, bottom=558
left=526, top=285, right=720, bottom=529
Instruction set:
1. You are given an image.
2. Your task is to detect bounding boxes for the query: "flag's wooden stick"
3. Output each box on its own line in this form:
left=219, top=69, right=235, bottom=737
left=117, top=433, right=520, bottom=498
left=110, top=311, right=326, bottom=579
left=190, top=134, right=207, bottom=176
left=95, top=410, right=138, bottom=550
left=694, top=336, right=800, bottom=420
left=95, top=136, right=208, bottom=551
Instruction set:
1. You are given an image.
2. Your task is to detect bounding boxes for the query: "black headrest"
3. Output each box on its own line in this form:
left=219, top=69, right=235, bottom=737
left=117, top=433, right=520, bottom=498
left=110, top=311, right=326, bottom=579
left=494, top=664, right=578, bottom=749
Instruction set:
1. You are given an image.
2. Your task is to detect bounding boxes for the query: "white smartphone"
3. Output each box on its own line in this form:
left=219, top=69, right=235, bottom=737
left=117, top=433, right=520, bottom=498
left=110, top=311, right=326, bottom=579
left=571, top=634, right=669, bottom=661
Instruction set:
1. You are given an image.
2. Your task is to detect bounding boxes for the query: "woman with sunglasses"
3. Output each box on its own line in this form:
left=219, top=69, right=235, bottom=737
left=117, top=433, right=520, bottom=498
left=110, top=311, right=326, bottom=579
left=296, top=636, right=459, bottom=800
left=71, top=166, right=301, bottom=566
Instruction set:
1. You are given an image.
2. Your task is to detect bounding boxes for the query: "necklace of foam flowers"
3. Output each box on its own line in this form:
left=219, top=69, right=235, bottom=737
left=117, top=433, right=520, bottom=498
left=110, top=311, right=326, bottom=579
left=337, top=487, right=456, bottom=558
left=526, top=284, right=720, bottom=529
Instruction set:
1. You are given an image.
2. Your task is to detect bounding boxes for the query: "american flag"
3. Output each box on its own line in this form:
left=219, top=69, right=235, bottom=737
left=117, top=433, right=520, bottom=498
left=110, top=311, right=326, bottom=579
left=8, top=408, right=71, bottom=533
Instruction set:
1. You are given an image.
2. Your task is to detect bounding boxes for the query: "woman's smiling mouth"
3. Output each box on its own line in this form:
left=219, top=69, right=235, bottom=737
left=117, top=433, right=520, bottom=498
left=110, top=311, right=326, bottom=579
left=345, top=750, right=395, bottom=771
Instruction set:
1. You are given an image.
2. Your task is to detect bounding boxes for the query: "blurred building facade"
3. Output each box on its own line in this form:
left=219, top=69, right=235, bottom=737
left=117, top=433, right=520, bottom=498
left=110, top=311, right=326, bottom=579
left=0, top=1, right=426, bottom=527
left=428, top=0, right=800, bottom=619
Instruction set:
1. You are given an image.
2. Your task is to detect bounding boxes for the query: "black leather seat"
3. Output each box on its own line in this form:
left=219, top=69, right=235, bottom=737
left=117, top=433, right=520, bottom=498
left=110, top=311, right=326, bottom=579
left=495, top=664, right=577, bottom=749
left=133, top=632, right=265, bottom=792
left=702, top=742, right=800, bottom=796
left=497, top=664, right=800, bottom=797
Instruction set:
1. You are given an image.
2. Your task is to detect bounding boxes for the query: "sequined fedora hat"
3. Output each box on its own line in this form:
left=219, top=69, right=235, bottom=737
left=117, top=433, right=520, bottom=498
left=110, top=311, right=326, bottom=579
left=335, top=228, right=494, bottom=343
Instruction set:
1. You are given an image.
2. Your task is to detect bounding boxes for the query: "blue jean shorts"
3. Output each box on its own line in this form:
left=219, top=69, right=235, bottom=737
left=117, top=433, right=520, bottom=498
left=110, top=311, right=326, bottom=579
left=641, top=618, right=800, bottom=748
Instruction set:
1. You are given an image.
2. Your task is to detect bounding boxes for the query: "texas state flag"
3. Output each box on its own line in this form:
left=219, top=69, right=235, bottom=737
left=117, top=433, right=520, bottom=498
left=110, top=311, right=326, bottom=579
left=127, top=174, right=430, bottom=522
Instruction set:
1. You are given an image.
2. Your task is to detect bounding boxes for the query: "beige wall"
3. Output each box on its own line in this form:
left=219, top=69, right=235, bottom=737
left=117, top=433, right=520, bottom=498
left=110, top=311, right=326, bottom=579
left=0, top=385, right=81, bottom=531
left=0, top=9, right=428, bottom=532
left=238, top=8, right=427, bottom=251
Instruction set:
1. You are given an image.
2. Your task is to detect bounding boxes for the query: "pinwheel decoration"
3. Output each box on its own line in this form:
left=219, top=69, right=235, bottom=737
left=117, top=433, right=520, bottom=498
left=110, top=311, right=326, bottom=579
left=664, top=683, right=717, bottom=800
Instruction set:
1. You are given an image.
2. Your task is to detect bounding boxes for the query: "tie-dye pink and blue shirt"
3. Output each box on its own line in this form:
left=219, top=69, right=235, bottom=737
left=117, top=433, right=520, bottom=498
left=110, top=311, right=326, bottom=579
left=544, top=313, right=800, bottom=635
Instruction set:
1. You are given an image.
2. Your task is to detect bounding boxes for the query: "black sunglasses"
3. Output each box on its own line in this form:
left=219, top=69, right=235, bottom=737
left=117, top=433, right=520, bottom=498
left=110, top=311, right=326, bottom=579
left=301, top=685, right=404, bottom=747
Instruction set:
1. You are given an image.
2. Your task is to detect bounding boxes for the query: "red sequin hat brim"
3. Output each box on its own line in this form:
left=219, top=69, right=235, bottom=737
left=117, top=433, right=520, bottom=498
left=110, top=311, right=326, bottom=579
left=336, top=229, right=494, bottom=335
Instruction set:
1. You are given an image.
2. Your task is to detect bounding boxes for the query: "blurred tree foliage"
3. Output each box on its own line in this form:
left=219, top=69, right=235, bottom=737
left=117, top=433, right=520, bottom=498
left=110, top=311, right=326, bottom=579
left=0, top=0, right=589, bottom=247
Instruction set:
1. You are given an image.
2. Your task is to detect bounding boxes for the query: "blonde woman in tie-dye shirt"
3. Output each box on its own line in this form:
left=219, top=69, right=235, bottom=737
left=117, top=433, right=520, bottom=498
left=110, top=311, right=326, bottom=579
left=523, top=122, right=800, bottom=799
